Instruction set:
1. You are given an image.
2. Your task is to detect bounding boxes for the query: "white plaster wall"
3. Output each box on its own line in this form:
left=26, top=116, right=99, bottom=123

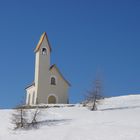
left=49, top=67, right=69, bottom=104
left=34, top=37, right=51, bottom=104
left=34, top=51, right=40, bottom=103
left=26, top=86, right=35, bottom=105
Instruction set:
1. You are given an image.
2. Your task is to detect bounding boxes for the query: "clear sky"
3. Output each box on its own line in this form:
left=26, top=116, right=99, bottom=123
left=0, top=0, right=140, bottom=108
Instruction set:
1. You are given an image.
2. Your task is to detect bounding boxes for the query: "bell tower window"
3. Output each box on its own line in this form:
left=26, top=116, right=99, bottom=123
left=42, top=48, right=47, bottom=55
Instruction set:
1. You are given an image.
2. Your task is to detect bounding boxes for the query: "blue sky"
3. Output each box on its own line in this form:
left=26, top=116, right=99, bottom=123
left=0, top=0, right=140, bottom=108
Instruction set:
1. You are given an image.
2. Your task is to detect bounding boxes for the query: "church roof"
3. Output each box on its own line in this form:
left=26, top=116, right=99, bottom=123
left=25, top=82, right=35, bottom=90
left=34, top=32, right=52, bottom=53
left=50, top=64, right=71, bottom=86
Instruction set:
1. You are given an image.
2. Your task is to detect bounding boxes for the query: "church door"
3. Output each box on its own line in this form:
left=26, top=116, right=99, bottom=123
left=48, top=95, right=56, bottom=104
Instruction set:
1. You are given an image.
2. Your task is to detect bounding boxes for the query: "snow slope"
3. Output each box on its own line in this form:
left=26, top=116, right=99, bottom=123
left=1, top=94, right=140, bottom=140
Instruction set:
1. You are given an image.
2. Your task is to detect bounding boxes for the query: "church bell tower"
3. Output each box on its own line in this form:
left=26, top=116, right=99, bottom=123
left=34, top=32, right=52, bottom=104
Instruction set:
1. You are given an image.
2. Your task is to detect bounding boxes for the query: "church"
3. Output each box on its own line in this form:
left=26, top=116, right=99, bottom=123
left=25, top=32, right=70, bottom=105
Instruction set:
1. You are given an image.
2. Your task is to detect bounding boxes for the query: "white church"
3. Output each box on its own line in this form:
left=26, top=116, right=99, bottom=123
left=25, top=32, right=70, bottom=105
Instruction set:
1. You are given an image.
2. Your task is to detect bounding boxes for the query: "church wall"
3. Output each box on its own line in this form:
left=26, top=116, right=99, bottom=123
left=49, top=68, right=69, bottom=104
left=34, top=51, right=40, bottom=103
left=26, top=86, right=35, bottom=105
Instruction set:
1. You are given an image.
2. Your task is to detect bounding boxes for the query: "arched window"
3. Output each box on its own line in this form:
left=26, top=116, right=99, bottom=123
left=42, top=48, right=47, bottom=55
left=51, top=77, right=56, bottom=85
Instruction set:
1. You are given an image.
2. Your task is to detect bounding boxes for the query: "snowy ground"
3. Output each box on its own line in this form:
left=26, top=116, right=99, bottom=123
left=1, top=94, right=140, bottom=140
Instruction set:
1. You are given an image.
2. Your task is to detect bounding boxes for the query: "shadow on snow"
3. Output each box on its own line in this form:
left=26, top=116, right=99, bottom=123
left=37, top=119, right=72, bottom=127
left=99, top=105, right=140, bottom=111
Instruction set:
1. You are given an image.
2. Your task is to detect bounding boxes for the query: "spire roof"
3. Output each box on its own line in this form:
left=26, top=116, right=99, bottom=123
left=34, top=32, right=52, bottom=52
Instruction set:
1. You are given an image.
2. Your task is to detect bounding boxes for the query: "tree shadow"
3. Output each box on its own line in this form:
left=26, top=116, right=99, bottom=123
left=37, top=119, right=72, bottom=127
left=100, top=105, right=140, bottom=111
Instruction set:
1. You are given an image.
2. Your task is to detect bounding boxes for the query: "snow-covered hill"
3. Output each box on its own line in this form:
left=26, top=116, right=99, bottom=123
left=1, top=95, right=140, bottom=140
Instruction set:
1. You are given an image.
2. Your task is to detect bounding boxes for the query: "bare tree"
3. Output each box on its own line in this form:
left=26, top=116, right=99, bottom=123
left=30, top=108, right=41, bottom=128
left=11, top=106, right=28, bottom=129
left=86, top=79, right=103, bottom=111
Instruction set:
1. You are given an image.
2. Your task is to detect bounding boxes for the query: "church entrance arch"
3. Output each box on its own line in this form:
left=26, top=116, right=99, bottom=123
left=48, top=95, right=56, bottom=104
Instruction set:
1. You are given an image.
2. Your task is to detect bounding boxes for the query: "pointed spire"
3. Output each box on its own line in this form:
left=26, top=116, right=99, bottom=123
left=34, top=32, right=52, bottom=52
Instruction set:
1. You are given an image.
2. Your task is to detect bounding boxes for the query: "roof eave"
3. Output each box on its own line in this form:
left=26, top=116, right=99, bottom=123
left=25, top=82, right=35, bottom=90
